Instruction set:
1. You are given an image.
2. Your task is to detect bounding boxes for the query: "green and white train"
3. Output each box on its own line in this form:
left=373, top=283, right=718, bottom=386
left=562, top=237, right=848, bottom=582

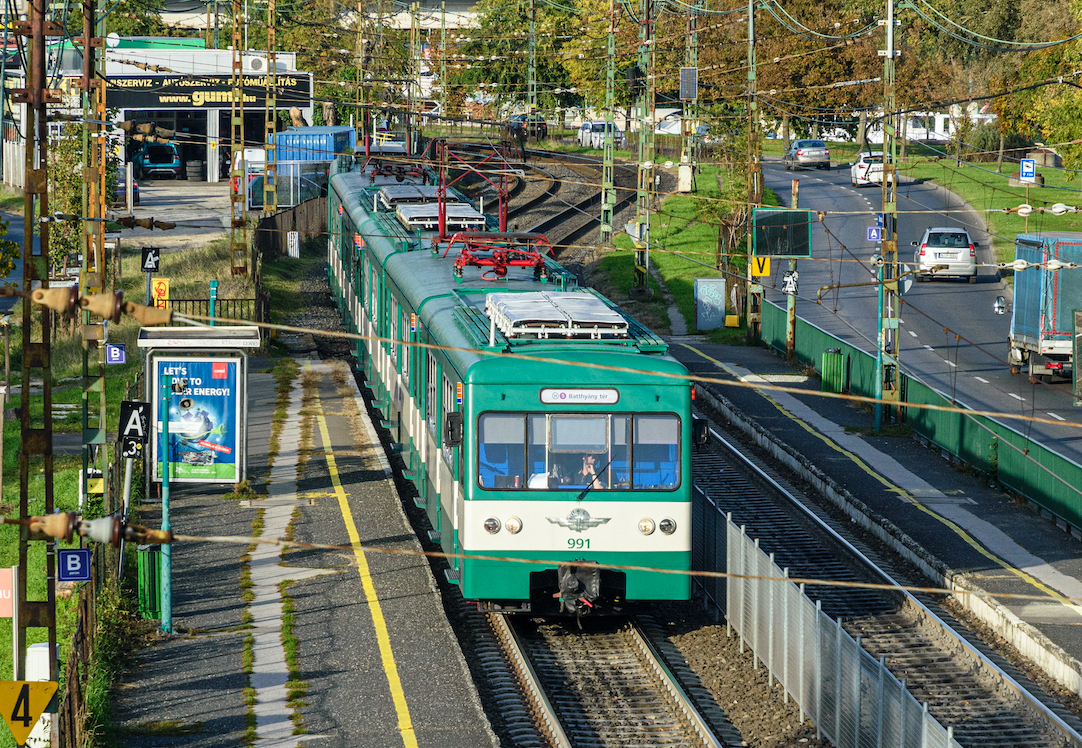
left=327, top=164, right=695, bottom=615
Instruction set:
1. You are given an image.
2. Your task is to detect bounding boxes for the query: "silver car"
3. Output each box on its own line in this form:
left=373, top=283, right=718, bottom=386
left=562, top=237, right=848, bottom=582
left=576, top=121, right=625, bottom=149
left=913, top=227, right=977, bottom=283
left=783, top=139, right=830, bottom=170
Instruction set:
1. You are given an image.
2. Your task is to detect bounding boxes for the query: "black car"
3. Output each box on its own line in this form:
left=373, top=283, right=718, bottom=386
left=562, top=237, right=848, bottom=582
left=507, top=113, right=548, bottom=140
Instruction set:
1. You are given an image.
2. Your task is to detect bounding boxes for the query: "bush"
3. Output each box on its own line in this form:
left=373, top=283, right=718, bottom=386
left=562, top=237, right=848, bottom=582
left=967, top=124, right=1033, bottom=162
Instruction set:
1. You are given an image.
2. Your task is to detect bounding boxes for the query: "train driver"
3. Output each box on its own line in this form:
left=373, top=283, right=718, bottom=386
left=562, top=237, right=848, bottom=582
left=571, top=454, right=602, bottom=489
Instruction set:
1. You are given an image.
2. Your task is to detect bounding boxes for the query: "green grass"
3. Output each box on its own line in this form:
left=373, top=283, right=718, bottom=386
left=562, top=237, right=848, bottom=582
left=278, top=579, right=308, bottom=734
left=261, top=236, right=327, bottom=325
left=0, top=187, right=23, bottom=214
left=119, top=720, right=205, bottom=737
left=899, top=157, right=1082, bottom=265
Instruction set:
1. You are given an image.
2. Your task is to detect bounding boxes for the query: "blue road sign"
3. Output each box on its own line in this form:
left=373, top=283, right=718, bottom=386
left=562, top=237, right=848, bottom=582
left=105, top=344, right=126, bottom=365
left=58, top=549, right=92, bottom=582
left=1020, top=159, right=1036, bottom=183
left=876, top=212, right=884, bottom=228
left=867, top=226, right=884, bottom=243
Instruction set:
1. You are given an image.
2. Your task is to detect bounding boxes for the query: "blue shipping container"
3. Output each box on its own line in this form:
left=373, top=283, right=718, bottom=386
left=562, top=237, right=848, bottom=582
left=1011, top=232, right=1082, bottom=356
left=271, top=126, right=356, bottom=161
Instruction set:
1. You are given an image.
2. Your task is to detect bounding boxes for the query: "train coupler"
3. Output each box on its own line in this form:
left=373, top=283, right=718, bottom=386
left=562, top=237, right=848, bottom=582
left=557, top=564, right=600, bottom=619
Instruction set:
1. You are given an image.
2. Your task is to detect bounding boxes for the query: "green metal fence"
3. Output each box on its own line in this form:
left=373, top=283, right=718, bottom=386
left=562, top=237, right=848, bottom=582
left=761, top=301, right=1082, bottom=531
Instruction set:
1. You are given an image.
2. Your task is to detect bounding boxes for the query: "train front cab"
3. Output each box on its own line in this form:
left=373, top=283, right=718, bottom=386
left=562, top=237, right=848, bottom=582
left=458, top=360, right=693, bottom=615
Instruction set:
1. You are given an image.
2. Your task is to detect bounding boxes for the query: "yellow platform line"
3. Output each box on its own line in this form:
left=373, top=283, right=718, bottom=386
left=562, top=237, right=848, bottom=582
left=310, top=368, right=419, bottom=748
left=680, top=343, right=1071, bottom=605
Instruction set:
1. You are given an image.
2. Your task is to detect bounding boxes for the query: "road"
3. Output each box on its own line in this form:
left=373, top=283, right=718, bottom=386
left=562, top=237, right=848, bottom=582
left=0, top=209, right=32, bottom=313
left=762, top=161, right=1082, bottom=464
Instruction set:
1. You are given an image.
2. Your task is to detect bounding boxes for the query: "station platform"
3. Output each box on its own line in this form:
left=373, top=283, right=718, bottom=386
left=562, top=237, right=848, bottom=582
left=111, top=359, right=496, bottom=748
left=673, top=339, right=1082, bottom=697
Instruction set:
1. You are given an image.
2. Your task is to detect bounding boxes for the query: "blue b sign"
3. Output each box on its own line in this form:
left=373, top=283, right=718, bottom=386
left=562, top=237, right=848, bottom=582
left=867, top=226, right=884, bottom=243
left=58, top=549, right=92, bottom=582
left=105, top=344, right=126, bottom=365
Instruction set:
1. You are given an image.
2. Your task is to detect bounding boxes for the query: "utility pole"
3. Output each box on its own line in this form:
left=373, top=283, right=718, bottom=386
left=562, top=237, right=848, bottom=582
left=680, top=3, right=699, bottom=188
left=787, top=179, right=798, bottom=362
left=440, top=0, right=447, bottom=121
left=230, top=0, right=248, bottom=275
left=744, top=0, right=762, bottom=341
left=264, top=0, right=278, bottom=216
left=527, top=0, right=537, bottom=113
left=875, top=0, right=900, bottom=430
left=80, top=0, right=107, bottom=537
left=408, top=2, right=418, bottom=152
left=599, top=0, right=616, bottom=242
left=15, top=0, right=57, bottom=683
left=632, top=0, right=655, bottom=298
left=355, top=0, right=367, bottom=152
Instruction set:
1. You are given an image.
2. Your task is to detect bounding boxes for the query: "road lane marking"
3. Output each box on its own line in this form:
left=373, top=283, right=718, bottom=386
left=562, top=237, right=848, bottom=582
left=974, top=377, right=989, bottom=384
left=944, top=360, right=956, bottom=368
left=309, top=365, right=419, bottom=748
left=908, top=330, right=918, bottom=338
left=1009, top=393, right=1025, bottom=401
left=923, top=345, right=934, bottom=351
left=1048, top=412, right=1066, bottom=421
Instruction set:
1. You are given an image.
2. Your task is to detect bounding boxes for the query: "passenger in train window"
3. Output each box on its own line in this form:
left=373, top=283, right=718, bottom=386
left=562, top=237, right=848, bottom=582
left=572, top=454, right=602, bottom=489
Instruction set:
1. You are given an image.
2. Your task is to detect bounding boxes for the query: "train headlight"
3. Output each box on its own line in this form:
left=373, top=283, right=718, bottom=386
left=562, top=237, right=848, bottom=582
left=505, top=516, right=522, bottom=534
left=638, top=518, right=655, bottom=535
left=483, top=517, right=501, bottom=534
left=659, top=518, right=677, bottom=535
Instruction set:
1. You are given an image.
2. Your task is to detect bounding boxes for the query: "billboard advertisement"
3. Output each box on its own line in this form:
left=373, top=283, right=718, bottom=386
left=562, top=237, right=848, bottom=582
left=152, top=357, right=242, bottom=483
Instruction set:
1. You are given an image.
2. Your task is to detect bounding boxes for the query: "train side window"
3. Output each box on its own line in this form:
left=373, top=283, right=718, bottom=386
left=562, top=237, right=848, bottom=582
left=402, top=309, right=411, bottom=387
left=478, top=414, right=526, bottom=488
left=426, top=353, right=438, bottom=435
left=389, top=297, right=399, bottom=367
left=632, top=415, right=680, bottom=489
left=441, top=374, right=456, bottom=465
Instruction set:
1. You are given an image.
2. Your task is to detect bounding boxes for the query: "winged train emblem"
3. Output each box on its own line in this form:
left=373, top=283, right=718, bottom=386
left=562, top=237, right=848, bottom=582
left=547, top=508, right=611, bottom=533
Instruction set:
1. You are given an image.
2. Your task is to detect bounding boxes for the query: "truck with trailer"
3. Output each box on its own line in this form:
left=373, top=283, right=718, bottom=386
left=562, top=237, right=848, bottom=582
left=1008, top=233, right=1082, bottom=380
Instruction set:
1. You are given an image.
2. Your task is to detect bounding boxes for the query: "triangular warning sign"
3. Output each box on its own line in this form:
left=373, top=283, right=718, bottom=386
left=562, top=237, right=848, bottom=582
left=0, top=681, right=58, bottom=744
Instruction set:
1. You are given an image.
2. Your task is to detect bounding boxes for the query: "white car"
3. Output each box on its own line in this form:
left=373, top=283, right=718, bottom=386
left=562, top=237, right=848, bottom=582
left=576, top=121, right=626, bottom=149
left=850, top=151, right=887, bottom=187
left=912, top=227, right=977, bottom=283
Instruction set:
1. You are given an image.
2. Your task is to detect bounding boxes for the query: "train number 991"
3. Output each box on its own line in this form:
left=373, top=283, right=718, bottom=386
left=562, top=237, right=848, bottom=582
left=567, top=538, right=591, bottom=549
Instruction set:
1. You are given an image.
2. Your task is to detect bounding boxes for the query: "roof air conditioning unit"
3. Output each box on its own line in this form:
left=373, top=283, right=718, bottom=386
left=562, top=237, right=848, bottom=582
left=243, top=55, right=266, bottom=73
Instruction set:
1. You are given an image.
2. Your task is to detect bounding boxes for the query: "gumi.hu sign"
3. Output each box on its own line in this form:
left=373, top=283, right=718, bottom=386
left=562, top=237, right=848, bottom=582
left=106, top=74, right=311, bottom=109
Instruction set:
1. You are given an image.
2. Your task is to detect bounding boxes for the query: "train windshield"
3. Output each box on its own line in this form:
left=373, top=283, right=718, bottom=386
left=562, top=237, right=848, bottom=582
left=477, top=412, right=680, bottom=491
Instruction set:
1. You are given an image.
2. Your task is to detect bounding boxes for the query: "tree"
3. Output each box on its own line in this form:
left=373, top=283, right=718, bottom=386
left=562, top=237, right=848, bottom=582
left=445, top=0, right=580, bottom=112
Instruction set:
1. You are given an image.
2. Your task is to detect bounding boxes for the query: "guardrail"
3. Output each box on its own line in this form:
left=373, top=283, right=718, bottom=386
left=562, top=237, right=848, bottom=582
left=760, top=300, right=1082, bottom=536
left=694, top=486, right=962, bottom=748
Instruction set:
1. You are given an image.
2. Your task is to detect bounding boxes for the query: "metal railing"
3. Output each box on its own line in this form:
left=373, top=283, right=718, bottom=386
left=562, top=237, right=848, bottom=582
left=165, top=295, right=266, bottom=326
left=693, top=487, right=962, bottom=748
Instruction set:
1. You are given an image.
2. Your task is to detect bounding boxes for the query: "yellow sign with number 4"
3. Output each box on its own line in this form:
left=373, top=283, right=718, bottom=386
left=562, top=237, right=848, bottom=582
left=0, top=681, right=57, bottom=744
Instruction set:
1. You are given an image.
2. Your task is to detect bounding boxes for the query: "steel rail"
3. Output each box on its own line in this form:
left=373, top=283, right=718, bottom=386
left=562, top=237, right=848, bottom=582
left=490, top=613, right=572, bottom=748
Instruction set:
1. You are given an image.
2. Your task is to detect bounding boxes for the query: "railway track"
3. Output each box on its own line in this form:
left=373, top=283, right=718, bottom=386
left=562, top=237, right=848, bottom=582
left=693, top=410, right=1082, bottom=747
left=489, top=613, right=734, bottom=748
